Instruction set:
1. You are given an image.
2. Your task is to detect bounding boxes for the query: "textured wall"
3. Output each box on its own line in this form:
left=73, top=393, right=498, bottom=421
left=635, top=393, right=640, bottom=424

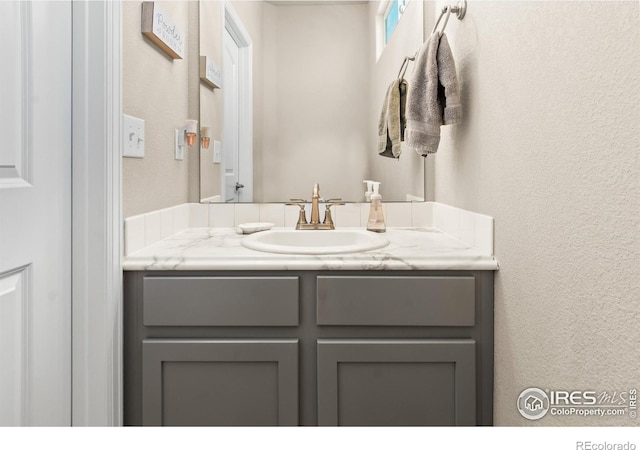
left=123, top=1, right=197, bottom=217
left=433, top=1, right=640, bottom=425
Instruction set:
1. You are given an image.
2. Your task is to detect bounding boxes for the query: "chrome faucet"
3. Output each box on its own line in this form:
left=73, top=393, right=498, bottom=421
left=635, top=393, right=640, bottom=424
left=286, top=183, right=344, bottom=230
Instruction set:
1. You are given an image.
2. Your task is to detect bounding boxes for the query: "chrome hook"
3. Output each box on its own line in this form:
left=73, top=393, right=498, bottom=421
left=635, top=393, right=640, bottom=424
left=431, top=1, right=467, bottom=36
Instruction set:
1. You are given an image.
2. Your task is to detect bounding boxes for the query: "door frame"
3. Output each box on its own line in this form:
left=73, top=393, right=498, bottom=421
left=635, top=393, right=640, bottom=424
left=223, top=1, right=253, bottom=202
left=71, top=0, right=122, bottom=426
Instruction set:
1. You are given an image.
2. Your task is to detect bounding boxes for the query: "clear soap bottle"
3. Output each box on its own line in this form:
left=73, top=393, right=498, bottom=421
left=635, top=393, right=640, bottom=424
left=366, top=182, right=386, bottom=233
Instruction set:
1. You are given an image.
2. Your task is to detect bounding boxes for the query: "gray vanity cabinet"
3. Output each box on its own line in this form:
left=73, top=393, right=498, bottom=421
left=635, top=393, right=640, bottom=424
left=142, top=339, right=298, bottom=426
left=124, top=270, right=494, bottom=427
left=315, top=276, right=478, bottom=426
left=316, top=339, right=475, bottom=426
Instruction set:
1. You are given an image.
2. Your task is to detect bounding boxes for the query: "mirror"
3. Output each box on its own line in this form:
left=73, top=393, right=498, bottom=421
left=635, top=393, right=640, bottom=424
left=198, top=0, right=426, bottom=203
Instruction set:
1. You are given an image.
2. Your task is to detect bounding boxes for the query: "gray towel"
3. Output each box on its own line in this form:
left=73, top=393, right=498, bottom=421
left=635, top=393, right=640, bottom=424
left=405, top=33, right=462, bottom=156
left=378, top=78, right=407, bottom=159
left=378, top=82, right=394, bottom=157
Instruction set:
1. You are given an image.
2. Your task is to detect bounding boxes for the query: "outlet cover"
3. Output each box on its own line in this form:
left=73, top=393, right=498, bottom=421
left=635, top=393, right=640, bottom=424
left=123, top=114, right=145, bottom=158
left=175, top=129, right=184, bottom=160
left=213, top=140, right=222, bottom=164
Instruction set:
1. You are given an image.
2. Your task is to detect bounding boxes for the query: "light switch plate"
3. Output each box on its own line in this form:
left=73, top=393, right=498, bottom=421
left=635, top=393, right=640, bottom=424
left=175, top=129, right=184, bottom=161
left=213, top=140, right=222, bottom=164
left=123, top=114, right=145, bottom=158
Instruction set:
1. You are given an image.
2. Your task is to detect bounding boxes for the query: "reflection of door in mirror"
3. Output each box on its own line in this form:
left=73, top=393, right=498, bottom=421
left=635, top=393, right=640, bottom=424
left=222, top=28, right=240, bottom=202
left=222, top=11, right=253, bottom=203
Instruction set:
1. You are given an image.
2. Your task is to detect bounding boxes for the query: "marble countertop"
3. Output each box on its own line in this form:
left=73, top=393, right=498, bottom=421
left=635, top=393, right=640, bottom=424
left=122, top=227, right=498, bottom=271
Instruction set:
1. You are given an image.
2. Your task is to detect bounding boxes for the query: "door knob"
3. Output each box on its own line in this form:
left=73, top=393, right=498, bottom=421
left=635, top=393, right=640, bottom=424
left=235, top=182, right=245, bottom=191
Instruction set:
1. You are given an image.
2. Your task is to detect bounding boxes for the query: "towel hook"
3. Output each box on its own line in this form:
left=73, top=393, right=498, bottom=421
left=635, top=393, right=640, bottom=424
left=431, top=5, right=452, bottom=36
left=397, top=1, right=466, bottom=79
left=397, top=56, right=413, bottom=79
left=431, top=0, right=467, bottom=36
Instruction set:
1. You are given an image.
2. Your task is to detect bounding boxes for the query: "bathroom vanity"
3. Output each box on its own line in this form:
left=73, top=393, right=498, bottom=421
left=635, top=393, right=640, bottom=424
left=123, top=227, right=497, bottom=426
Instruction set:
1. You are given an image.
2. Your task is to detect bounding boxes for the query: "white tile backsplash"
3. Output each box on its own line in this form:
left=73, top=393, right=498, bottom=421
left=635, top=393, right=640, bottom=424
left=474, top=214, right=494, bottom=255
left=384, top=203, right=411, bottom=227
left=159, top=208, right=174, bottom=239
left=259, top=204, right=285, bottom=227
left=433, top=203, right=460, bottom=239
left=209, top=203, right=234, bottom=227
left=124, top=215, right=145, bottom=255
left=430, top=202, right=494, bottom=255
left=189, top=203, right=209, bottom=227
left=144, top=211, right=161, bottom=246
left=459, top=211, right=475, bottom=248
left=234, top=203, right=260, bottom=226
left=335, top=203, right=361, bottom=227
left=432, top=202, right=445, bottom=231
left=412, top=201, right=432, bottom=228
left=173, top=204, right=189, bottom=232
left=124, top=201, right=494, bottom=256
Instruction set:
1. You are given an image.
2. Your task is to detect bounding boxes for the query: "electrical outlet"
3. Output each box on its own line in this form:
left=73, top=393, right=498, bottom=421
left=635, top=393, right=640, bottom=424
left=123, top=114, right=145, bottom=158
left=175, top=129, right=184, bottom=161
left=213, top=140, right=222, bottom=164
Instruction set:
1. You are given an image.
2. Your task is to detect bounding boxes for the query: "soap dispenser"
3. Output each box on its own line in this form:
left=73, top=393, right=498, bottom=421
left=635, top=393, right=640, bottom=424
left=366, top=182, right=386, bottom=233
left=363, top=180, right=374, bottom=202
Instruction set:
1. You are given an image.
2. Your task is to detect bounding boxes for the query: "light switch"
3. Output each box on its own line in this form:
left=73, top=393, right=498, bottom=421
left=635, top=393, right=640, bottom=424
left=175, top=129, right=185, bottom=161
left=213, top=140, right=222, bottom=164
left=123, top=114, right=145, bottom=158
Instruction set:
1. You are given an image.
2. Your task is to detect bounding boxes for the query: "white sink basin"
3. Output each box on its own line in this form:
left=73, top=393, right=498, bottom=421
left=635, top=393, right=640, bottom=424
left=241, top=229, right=390, bottom=255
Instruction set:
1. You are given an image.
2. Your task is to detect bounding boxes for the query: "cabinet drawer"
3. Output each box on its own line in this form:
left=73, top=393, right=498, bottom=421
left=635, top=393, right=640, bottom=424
left=316, top=276, right=474, bottom=326
left=143, top=277, right=299, bottom=326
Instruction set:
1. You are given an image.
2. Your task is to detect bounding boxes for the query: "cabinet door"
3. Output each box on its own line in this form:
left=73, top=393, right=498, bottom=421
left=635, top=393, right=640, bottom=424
left=317, top=340, right=475, bottom=426
left=143, top=339, right=298, bottom=426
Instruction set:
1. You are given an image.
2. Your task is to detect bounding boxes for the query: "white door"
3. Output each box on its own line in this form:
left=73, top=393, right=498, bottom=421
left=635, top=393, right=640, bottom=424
left=222, top=27, right=241, bottom=203
left=222, top=14, right=253, bottom=204
left=0, top=1, right=72, bottom=425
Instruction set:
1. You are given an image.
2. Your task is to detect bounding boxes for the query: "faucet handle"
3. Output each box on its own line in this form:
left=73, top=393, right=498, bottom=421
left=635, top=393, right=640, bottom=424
left=324, top=201, right=345, bottom=209
left=322, top=201, right=344, bottom=229
left=324, top=198, right=343, bottom=203
left=286, top=199, right=308, bottom=229
left=286, top=198, right=307, bottom=208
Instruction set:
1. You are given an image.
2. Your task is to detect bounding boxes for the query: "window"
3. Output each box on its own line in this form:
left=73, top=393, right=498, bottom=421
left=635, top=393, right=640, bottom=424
left=376, top=0, right=410, bottom=60
left=384, top=0, right=409, bottom=45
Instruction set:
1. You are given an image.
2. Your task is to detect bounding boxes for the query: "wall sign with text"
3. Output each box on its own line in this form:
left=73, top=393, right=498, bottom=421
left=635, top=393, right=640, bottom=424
left=141, top=2, right=185, bottom=59
left=200, top=56, right=222, bottom=89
